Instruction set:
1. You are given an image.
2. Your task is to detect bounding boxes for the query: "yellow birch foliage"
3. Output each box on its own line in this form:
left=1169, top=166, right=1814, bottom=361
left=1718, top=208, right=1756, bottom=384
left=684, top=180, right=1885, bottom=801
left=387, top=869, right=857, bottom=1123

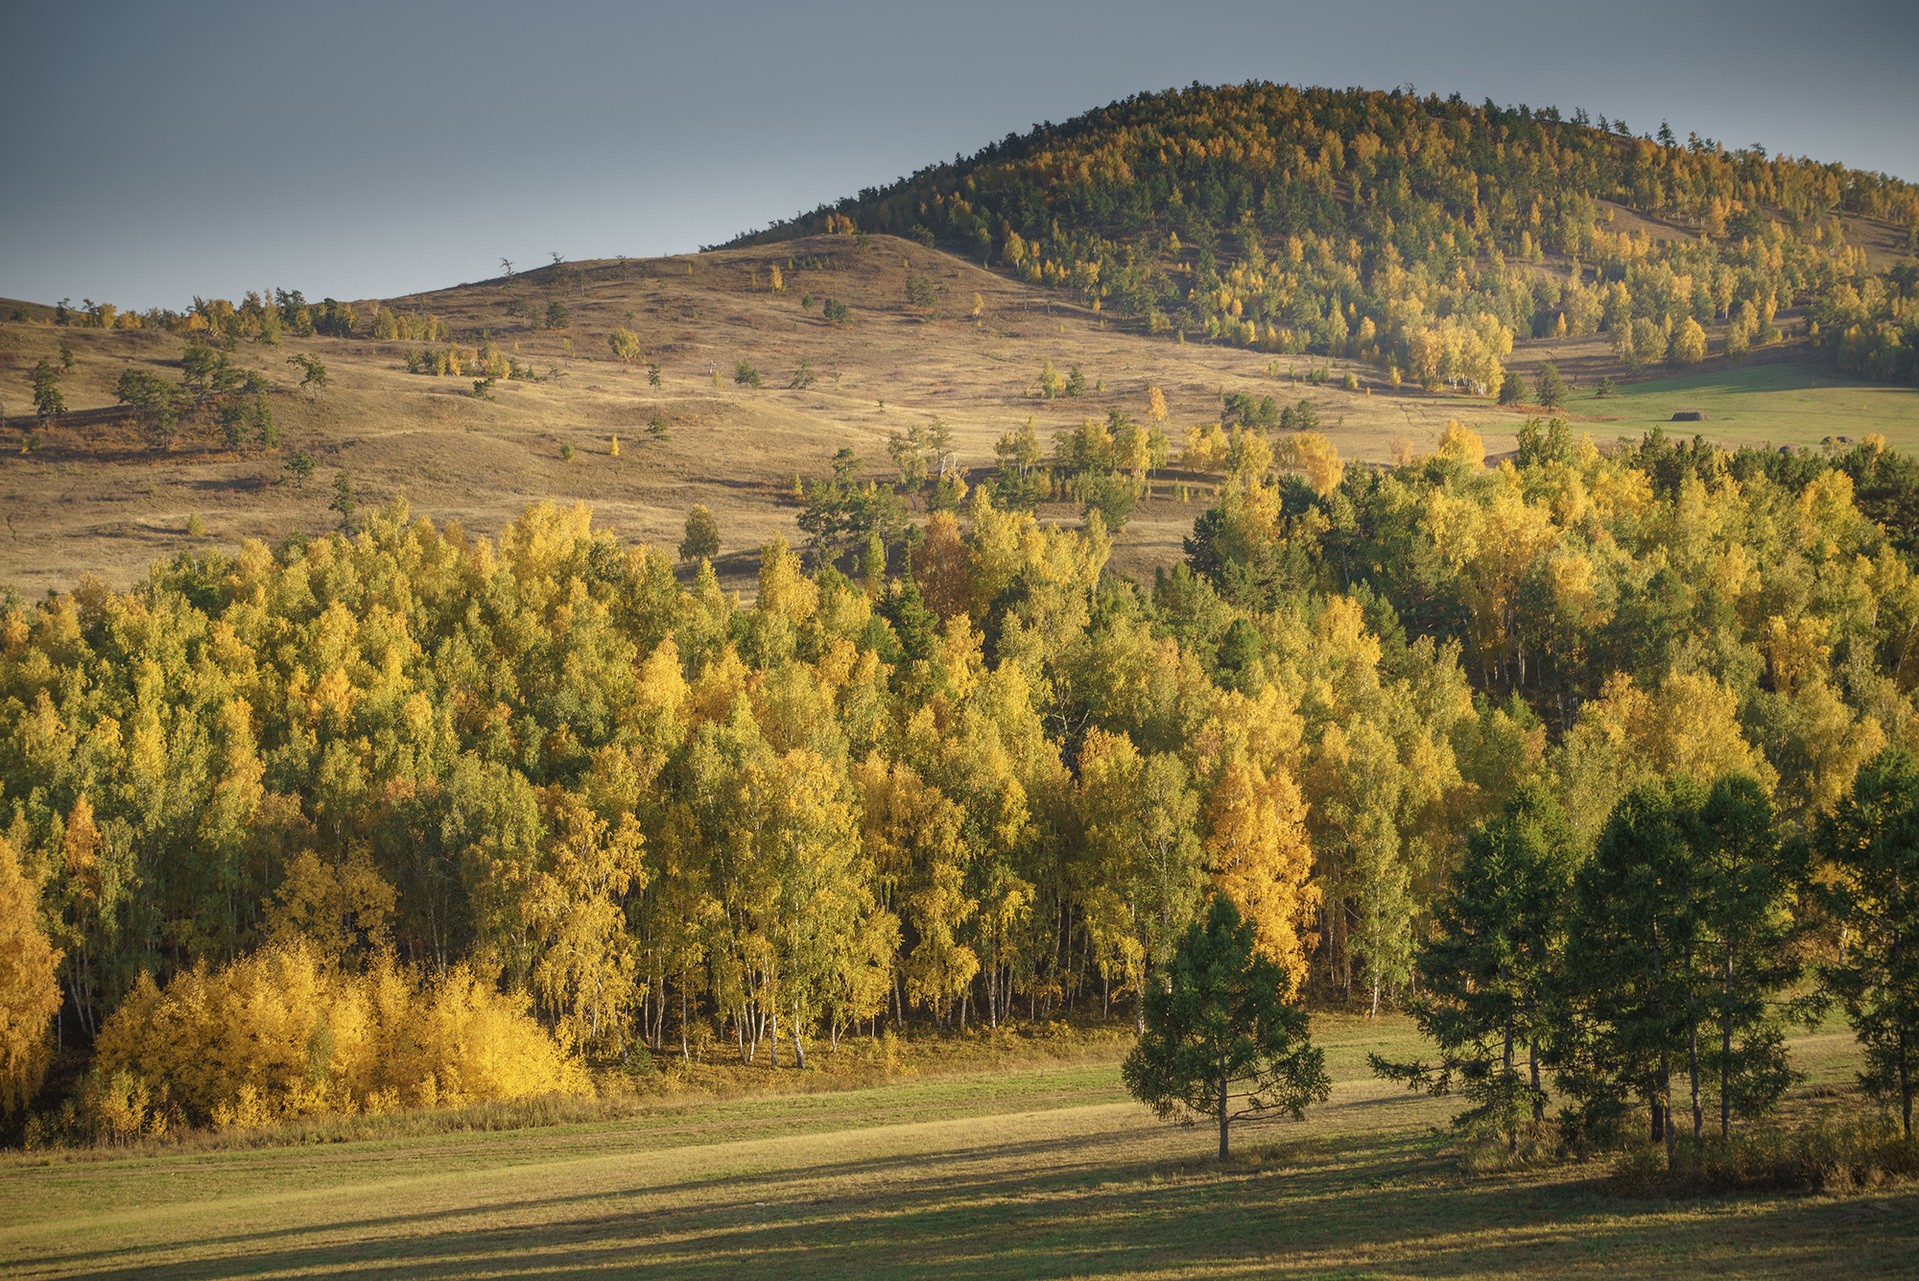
left=92, top=940, right=583, bottom=1129
left=0, top=836, right=61, bottom=1114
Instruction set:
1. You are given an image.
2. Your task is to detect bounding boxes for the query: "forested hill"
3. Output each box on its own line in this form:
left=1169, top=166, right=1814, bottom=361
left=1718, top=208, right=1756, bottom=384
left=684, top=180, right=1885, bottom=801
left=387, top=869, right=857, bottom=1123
left=725, top=83, right=1919, bottom=386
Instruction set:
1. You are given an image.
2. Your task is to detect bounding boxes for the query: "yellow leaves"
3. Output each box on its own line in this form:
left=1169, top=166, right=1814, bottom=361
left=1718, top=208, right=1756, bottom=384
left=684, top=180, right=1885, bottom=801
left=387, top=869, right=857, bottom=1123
left=1145, top=385, right=1168, bottom=423
left=1762, top=615, right=1832, bottom=696
left=756, top=537, right=818, bottom=627
left=692, top=644, right=752, bottom=725
left=1203, top=756, right=1317, bottom=992
left=268, top=847, right=397, bottom=965
left=92, top=941, right=583, bottom=1130
left=0, top=834, right=61, bottom=1114
left=1280, top=431, right=1344, bottom=497
left=1796, top=469, right=1864, bottom=559
left=1225, top=426, right=1274, bottom=478
left=913, top=511, right=971, bottom=622
left=1436, top=420, right=1484, bottom=469
left=1181, top=422, right=1228, bottom=472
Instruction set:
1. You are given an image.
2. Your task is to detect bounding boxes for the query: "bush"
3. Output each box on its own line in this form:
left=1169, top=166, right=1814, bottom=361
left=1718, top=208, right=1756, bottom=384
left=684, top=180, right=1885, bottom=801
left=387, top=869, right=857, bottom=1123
left=734, top=361, right=762, bottom=388
left=88, top=941, right=584, bottom=1133
left=1609, top=1122, right=1919, bottom=1195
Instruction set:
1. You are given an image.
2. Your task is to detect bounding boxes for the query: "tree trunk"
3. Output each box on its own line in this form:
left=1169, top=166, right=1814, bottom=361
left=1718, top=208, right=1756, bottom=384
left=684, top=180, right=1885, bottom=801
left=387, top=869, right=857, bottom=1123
left=769, top=1008, right=779, bottom=1068
left=1721, top=945, right=1734, bottom=1140
left=1528, top=1037, right=1544, bottom=1124
left=1502, top=1022, right=1517, bottom=1152
left=792, top=1012, right=807, bottom=1070
left=1217, top=1052, right=1230, bottom=1161
left=1688, top=1021, right=1702, bottom=1140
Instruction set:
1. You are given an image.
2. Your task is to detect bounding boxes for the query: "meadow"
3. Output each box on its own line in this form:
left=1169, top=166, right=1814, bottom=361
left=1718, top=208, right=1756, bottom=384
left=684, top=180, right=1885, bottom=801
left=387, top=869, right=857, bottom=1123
left=1571, top=358, right=1919, bottom=454
left=1, top=1017, right=1910, bottom=1280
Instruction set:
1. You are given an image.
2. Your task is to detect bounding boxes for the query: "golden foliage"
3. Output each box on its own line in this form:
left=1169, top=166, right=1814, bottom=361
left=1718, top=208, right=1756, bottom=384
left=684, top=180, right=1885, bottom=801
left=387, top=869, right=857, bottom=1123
left=0, top=836, right=61, bottom=1114
left=92, top=941, right=584, bottom=1130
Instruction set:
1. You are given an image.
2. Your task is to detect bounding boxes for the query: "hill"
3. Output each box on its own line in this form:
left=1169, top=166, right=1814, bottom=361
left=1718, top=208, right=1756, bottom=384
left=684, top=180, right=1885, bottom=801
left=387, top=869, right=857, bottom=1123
left=727, top=83, right=1919, bottom=389
left=5, top=86, right=1917, bottom=598
left=0, top=236, right=1511, bottom=597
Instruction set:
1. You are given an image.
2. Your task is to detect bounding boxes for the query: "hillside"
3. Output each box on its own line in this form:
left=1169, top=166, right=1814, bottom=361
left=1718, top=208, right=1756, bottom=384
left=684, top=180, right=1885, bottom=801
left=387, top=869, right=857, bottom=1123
left=6, top=84, right=1915, bottom=600
left=1, top=236, right=1518, bottom=597
left=731, top=83, right=1918, bottom=390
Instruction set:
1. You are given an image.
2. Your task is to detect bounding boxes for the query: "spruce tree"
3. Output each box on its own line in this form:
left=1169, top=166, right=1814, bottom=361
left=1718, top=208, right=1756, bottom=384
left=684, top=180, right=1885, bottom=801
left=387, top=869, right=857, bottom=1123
left=1697, top=774, right=1800, bottom=1137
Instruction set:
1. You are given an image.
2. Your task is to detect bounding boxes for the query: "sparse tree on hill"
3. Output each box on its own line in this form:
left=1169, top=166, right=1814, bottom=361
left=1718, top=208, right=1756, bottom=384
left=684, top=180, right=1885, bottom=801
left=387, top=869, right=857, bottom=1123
left=680, top=504, right=721, bottom=564
left=1533, top=362, right=1567, bottom=409
left=330, top=469, right=360, bottom=533
left=31, top=359, right=64, bottom=422
left=1122, top=895, right=1329, bottom=1160
left=735, top=361, right=762, bottom=388
left=608, top=328, right=641, bottom=363
left=287, top=353, right=328, bottom=391
left=1147, top=385, right=1168, bottom=424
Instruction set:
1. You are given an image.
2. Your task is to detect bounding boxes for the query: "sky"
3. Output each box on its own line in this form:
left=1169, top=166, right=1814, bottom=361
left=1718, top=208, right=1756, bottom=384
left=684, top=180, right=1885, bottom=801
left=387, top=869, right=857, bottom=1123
left=6, top=0, right=1915, bottom=311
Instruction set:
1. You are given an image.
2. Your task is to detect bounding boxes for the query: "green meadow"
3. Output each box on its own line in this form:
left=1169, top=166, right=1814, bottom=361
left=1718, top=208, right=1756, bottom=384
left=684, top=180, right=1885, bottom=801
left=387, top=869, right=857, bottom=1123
left=2, top=1017, right=1911, bottom=1280
left=1574, top=360, right=1919, bottom=453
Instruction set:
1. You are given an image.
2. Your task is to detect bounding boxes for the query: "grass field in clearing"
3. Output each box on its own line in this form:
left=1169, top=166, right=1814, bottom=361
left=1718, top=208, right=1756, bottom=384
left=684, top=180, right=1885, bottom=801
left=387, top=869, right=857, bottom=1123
left=1, top=1016, right=1913, bottom=1279
left=1573, top=360, right=1919, bottom=454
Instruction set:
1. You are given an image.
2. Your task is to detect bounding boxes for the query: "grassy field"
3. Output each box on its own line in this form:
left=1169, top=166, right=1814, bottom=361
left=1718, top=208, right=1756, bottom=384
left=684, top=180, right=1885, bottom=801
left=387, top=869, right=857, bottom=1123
left=1571, top=359, right=1919, bottom=453
left=1, top=1016, right=1912, bottom=1279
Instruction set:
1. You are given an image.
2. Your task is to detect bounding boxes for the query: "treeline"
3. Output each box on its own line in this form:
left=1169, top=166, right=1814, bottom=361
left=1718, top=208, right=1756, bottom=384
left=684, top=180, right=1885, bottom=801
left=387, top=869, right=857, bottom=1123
left=1379, top=763, right=1918, bottom=1150
left=728, top=83, right=1919, bottom=386
left=40, top=289, right=451, bottom=346
left=4, top=423, right=1919, bottom=1138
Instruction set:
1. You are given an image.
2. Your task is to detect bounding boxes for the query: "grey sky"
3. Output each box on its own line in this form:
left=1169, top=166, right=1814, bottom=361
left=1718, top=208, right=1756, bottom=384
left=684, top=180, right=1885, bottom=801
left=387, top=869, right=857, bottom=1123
left=6, top=0, right=1914, bottom=310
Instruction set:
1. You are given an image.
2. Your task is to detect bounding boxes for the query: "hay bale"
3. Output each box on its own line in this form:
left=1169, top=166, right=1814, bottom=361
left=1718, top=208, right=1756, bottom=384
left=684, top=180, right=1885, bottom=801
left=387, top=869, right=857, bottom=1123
left=1671, top=410, right=1707, bottom=422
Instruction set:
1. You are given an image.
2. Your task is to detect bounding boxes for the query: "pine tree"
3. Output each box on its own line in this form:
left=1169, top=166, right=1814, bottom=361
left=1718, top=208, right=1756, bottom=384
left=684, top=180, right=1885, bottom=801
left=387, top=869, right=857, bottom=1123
left=30, top=358, right=64, bottom=421
left=1533, top=361, right=1567, bottom=409
left=1372, top=784, right=1574, bottom=1150
left=1122, top=896, right=1329, bottom=1160
left=1555, top=781, right=1705, bottom=1149
left=1819, top=748, right=1919, bottom=1137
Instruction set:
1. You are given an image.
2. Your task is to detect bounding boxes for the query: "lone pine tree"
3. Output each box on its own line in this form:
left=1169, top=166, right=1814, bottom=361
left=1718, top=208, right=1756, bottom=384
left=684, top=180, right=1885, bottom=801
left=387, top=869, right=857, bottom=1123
left=1123, top=895, right=1328, bottom=1160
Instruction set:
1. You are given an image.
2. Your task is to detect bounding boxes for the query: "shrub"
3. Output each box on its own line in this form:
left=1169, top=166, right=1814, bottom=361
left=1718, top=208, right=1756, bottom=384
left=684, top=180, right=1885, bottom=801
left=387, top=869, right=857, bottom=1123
left=1609, top=1122, right=1919, bottom=1195
left=89, top=941, right=584, bottom=1132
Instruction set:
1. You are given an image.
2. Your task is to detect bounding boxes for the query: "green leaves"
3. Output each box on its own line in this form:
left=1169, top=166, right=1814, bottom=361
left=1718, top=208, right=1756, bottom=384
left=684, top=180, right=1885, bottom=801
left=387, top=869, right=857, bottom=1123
left=1123, top=896, right=1328, bottom=1159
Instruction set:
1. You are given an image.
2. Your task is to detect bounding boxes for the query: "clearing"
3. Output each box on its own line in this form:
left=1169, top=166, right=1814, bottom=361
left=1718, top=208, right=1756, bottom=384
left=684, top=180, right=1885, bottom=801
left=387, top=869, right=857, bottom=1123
left=1570, top=359, right=1919, bottom=453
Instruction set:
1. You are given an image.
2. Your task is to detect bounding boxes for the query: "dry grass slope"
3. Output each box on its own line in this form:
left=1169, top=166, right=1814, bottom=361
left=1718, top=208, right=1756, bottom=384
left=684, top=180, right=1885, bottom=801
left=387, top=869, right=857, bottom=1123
left=3, top=236, right=1906, bottom=598
left=0, top=237, right=1559, bottom=597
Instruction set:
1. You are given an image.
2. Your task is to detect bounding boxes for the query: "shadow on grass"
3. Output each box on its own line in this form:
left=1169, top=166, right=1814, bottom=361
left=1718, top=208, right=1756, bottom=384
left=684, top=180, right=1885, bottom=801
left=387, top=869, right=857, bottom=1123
left=36, top=1117, right=1916, bottom=1281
